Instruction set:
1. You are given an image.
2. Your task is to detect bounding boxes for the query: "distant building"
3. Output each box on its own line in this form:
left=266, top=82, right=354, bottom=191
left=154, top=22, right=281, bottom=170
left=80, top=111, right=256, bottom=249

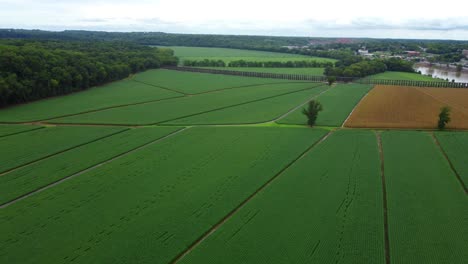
left=406, top=51, right=421, bottom=56
left=358, top=49, right=369, bottom=55
left=463, top=50, right=468, bottom=58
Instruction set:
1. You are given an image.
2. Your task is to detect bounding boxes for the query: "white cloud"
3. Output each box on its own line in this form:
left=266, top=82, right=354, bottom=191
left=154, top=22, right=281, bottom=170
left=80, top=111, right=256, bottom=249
left=1, top=0, right=468, bottom=39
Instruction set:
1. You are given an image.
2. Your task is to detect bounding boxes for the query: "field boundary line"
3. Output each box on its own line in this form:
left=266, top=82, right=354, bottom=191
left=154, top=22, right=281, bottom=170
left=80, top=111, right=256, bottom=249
left=0, top=126, right=45, bottom=138
left=159, top=85, right=326, bottom=125
left=0, top=128, right=130, bottom=177
left=271, top=85, right=330, bottom=122
left=188, top=81, right=316, bottom=96
left=170, top=130, right=334, bottom=264
left=341, top=85, right=374, bottom=128
left=430, top=133, right=468, bottom=194
left=0, top=127, right=190, bottom=209
left=131, top=79, right=189, bottom=95
left=0, top=95, right=185, bottom=125
left=376, top=131, right=391, bottom=264
left=133, top=78, right=313, bottom=96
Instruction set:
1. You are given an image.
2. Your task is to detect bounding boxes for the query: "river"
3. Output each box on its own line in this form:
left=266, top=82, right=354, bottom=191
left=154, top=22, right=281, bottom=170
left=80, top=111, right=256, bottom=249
left=414, top=64, right=468, bottom=83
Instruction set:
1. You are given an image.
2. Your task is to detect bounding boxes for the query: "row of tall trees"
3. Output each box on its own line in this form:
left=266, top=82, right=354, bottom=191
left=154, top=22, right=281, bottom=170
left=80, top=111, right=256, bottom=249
left=0, top=40, right=178, bottom=107
left=182, top=59, right=226, bottom=67
left=182, top=59, right=335, bottom=68
left=228, top=60, right=334, bottom=68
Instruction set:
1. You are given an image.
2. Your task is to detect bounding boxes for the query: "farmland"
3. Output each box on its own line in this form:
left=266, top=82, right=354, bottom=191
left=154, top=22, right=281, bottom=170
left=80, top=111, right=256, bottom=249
left=365, top=71, right=442, bottom=81
left=0, top=124, right=42, bottom=137
left=0, top=127, right=181, bottom=205
left=50, top=82, right=320, bottom=125
left=277, top=84, right=372, bottom=126
left=435, top=132, right=468, bottom=190
left=0, top=126, right=125, bottom=173
left=198, top=67, right=325, bottom=76
left=133, top=69, right=298, bottom=94
left=1, top=55, right=468, bottom=264
left=180, top=130, right=384, bottom=264
left=165, top=85, right=328, bottom=125
left=0, top=80, right=183, bottom=122
left=164, top=46, right=337, bottom=63
left=381, top=131, right=468, bottom=263
left=344, top=85, right=468, bottom=129
left=0, top=127, right=327, bottom=264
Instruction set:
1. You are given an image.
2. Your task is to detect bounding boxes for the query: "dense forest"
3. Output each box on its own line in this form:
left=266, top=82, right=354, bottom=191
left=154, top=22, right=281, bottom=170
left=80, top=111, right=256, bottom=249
left=0, top=40, right=177, bottom=107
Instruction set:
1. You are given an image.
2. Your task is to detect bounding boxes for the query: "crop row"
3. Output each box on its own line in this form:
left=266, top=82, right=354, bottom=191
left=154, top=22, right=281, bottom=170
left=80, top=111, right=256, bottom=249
left=0, top=127, right=327, bottom=264
left=0, top=127, right=181, bottom=205
left=180, top=130, right=384, bottom=263
left=0, top=126, right=125, bottom=174
left=0, top=124, right=43, bottom=137
left=0, top=80, right=182, bottom=122
left=382, top=131, right=467, bottom=263
left=166, top=85, right=328, bottom=125
left=50, top=83, right=322, bottom=125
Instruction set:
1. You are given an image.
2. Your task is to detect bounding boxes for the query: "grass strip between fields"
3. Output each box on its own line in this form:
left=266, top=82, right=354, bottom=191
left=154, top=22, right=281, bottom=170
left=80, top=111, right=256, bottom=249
left=171, top=130, right=334, bottom=263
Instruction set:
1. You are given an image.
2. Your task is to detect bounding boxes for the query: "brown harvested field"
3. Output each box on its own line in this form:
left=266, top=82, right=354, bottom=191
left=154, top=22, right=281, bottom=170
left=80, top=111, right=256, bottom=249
left=344, top=85, right=468, bottom=129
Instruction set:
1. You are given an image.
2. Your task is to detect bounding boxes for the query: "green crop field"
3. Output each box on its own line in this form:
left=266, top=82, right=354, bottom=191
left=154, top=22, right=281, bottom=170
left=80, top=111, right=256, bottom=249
left=278, top=84, right=373, bottom=126
left=382, top=131, right=468, bottom=264
left=0, top=126, right=124, bottom=174
left=180, top=130, right=384, bottom=264
left=0, top=69, right=309, bottom=123
left=165, top=46, right=337, bottom=63
left=51, top=82, right=318, bottom=125
left=198, top=67, right=325, bottom=76
left=165, top=85, right=328, bottom=125
left=435, top=132, right=468, bottom=189
left=1, top=60, right=467, bottom=264
left=133, top=69, right=300, bottom=94
left=0, top=127, right=327, bottom=264
left=0, top=127, right=181, bottom=205
left=0, top=124, right=42, bottom=137
left=0, top=80, right=183, bottom=122
left=365, top=71, right=443, bottom=81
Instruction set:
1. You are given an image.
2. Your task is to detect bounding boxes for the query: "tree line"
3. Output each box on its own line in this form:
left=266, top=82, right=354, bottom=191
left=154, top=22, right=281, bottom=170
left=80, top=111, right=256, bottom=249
left=324, top=58, right=415, bottom=78
left=0, top=40, right=178, bottom=107
left=182, top=59, right=334, bottom=68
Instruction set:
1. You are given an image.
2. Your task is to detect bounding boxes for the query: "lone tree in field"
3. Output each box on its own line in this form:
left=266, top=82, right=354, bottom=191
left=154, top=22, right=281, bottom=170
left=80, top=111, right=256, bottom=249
left=438, top=106, right=451, bottom=130
left=302, top=100, right=323, bottom=127
left=327, top=76, right=336, bottom=86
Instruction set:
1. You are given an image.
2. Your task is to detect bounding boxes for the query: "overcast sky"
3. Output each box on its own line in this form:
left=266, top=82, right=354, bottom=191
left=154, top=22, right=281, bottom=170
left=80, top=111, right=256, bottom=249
left=1, top=0, right=468, bottom=40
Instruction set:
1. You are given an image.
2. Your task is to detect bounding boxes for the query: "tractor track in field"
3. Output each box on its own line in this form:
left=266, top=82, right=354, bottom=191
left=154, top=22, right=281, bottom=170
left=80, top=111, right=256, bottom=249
left=169, top=129, right=334, bottom=264
left=0, top=126, right=45, bottom=138
left=0, top=127, right=189, bottom=209
left=376, top=132, right=391, bottom=264
left=0, top=128, right=130, bottom=177
left=430, top=132, right=468, bottom=194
